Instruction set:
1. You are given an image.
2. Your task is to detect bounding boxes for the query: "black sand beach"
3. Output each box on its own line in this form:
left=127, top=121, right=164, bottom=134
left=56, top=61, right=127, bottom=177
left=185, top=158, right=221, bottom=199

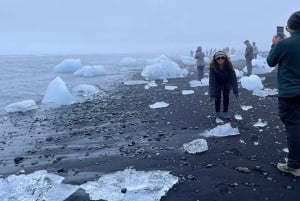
left=1, top=61, right=300, bottom=201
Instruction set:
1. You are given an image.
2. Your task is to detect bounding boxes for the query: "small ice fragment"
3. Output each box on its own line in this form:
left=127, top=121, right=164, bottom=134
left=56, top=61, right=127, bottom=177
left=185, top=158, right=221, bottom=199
left=182, top=90, right=194, bottom=95
left=253, top=119, right=268, bottom=127
left=234, top=114, right=243, bottom=120
left=201, top=123, right=240, bottom=137
left=165, top=86, right=177, bottom=90
left=149, top=102, right=169, bottom=109
left=216, top=118, right=224, bottom=124
left=183, top=139, right=208, bottom=154
left=241, top=105, right=253, bottom=111
left=283, top=148, right=289, bottom=153
left=240, top=139, right=246, bottom=144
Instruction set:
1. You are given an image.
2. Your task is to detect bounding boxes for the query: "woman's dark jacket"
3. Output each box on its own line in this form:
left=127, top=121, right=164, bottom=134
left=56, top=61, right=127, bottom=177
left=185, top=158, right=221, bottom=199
left=209, top=66, right=238, bottom=98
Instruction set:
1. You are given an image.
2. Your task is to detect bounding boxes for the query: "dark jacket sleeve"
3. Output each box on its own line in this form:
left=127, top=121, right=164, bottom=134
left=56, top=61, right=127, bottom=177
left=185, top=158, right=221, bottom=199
left=231, top=70, right=238, bottom=94
left=209, top=69, right=216, bottom=98
left=267, top=43, right=281, bottom=67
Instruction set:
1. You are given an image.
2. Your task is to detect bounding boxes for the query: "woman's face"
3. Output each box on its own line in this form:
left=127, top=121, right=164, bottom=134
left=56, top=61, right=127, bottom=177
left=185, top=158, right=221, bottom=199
left=215, top=56, right=225, bottom=64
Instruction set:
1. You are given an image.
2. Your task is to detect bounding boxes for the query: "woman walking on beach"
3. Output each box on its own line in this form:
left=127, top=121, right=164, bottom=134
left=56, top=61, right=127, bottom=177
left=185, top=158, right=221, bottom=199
left=209, top=51, right=238, bottom=119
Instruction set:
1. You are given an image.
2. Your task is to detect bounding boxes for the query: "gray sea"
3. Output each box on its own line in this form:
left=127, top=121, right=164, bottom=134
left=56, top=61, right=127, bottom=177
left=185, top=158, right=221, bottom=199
left=0, top=54, right=151, bottom=115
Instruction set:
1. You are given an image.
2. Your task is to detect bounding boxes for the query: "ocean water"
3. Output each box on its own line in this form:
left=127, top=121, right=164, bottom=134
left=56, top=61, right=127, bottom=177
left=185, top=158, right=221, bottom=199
left=0, top=54, right=149, bottom=114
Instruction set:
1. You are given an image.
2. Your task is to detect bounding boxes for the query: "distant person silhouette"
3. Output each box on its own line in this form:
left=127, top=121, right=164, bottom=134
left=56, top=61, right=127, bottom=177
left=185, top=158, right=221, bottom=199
left=190, top=49, right=194, bottom=57
left=244, top=40, right=254, bottom=75
left=194, top=46, right=205, bottom=81
left=252, top=42, right=258, bottom=59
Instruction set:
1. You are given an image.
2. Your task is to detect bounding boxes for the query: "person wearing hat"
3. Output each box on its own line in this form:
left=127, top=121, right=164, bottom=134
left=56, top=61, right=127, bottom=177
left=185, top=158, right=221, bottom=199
left=244, top=40, right=254, bottom=76
left=194, top=46, right=205, bottom=81
left=209, top=51, right=238, bottom=120
left=267, top=11, right=300, bottom=176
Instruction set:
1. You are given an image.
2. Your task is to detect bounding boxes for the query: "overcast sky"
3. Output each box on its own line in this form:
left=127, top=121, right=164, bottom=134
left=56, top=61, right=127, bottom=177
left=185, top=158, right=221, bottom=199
left=1, top=0, right=299, bottom=55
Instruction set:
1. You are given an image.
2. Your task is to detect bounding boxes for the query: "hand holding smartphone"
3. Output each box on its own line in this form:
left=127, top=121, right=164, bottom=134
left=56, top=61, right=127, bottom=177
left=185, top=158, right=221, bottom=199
left=277, top=26, right=285, bottom=40
left=272, top=35, right=280, bottom=44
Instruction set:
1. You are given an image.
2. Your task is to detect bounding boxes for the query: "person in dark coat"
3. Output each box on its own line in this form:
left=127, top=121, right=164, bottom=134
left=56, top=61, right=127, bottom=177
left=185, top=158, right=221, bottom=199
left=194, top=46, right=205, bottom=81
left=244, top=40, right=254, bottom=75
left=209, top=51, right=238, bottom=119
left=267, top=11, right=300, bottom=176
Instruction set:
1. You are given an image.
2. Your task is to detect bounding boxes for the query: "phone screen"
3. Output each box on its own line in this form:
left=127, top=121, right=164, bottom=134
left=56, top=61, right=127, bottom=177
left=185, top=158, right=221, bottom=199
left=277, top=26, right=284, bottom=40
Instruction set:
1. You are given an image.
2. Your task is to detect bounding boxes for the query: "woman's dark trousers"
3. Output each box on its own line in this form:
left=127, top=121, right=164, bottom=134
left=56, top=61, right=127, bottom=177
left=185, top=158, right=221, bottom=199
left=215, top=89, right=230, bottom=113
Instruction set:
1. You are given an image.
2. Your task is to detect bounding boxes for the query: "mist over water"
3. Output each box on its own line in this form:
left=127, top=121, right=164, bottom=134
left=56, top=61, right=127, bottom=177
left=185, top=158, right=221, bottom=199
left=0, top=54, right=151, bottom=114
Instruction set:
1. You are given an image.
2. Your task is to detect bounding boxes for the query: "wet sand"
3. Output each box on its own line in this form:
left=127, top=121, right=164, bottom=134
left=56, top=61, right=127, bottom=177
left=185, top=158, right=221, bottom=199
left=1, top=62, right=299, bottom=201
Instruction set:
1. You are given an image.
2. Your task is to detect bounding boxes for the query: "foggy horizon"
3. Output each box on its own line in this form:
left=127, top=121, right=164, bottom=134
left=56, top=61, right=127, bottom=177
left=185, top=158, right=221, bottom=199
left=1, top=0, right=299, bottom=55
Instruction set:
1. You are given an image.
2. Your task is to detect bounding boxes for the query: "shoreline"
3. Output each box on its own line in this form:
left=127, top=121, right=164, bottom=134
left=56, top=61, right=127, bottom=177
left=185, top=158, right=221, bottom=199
left=1, top=64, right=300, bottom=201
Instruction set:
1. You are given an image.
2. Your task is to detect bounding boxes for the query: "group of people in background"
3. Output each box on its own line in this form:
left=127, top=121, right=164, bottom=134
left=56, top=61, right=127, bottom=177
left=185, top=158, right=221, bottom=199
left=193, top=34, right=264, bottom=120
left=194, top=45, right=238, bottom=120
left=193, top=40, right=254, bottom=120
left=193, top=40, right=259, bottom=81
left=192, top=11, right=300, bottom=177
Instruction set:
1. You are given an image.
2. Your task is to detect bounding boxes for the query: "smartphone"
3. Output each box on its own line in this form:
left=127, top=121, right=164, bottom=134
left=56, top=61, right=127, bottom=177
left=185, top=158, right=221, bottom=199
left=277, top=26, right=284, bottom=40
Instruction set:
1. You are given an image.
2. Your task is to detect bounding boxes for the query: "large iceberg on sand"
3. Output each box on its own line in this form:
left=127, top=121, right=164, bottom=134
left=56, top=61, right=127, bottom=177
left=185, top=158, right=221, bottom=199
left=42, top=76, right=76, bottom=105
left=74, top=65, right=106, bottom=77
left=5, top=100, right=37, bottom=113
left=54, top=59, right=82, bottom=73
left=0, top=170, right=78, bottom=201
left=80, top=168, right=178, bottom=201
left=240, top=75, right=263, bottom=91
left=119, top=57, right=137, bottom=68
left=141, top=56, right=188, bottom=80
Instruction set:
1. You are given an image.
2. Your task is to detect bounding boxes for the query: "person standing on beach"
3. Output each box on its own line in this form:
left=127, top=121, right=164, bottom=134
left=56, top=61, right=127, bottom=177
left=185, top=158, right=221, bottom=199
left=244, top=40, right=254, bottom=75
left=252, top=42, right=258, bottom=59
left=267, top=11, right=300, bottom=176
left=194, top=46, right=205, bottom=81
left=190, top=49, right=194, bottom=57
left=209, top=51, right=238, bottom=119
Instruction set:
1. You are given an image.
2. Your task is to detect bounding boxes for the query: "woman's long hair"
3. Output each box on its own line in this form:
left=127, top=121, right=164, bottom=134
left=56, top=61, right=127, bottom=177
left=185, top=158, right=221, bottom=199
left=209, top=51, right=234, bottom=71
